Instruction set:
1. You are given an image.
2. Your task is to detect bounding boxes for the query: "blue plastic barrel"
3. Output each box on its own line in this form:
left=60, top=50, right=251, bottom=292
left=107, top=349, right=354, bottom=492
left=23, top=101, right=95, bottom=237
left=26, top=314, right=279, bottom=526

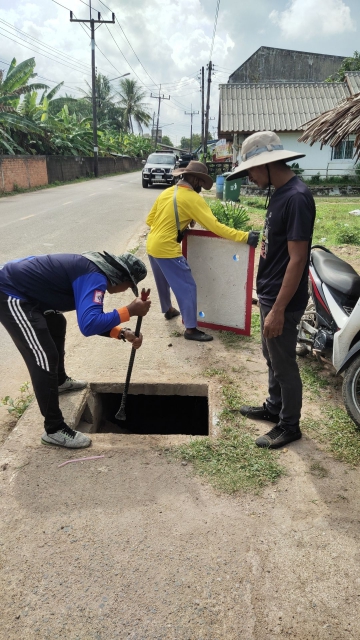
left=215, top=174, right=224, bottom=199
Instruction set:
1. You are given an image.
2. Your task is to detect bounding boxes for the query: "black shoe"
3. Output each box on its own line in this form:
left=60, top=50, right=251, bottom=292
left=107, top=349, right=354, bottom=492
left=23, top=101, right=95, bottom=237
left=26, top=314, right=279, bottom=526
left=255, top=424, right=302, bottom=449
left=184, top=329, right=213, bottom=342
left=164, top=308, right=180, bottom=320
left=239, top=402, right=279, bottom=423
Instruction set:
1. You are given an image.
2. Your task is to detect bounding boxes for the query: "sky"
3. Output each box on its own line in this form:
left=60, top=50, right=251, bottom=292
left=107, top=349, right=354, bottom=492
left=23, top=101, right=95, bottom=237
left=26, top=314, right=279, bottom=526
left=0, top=0, right=359, bottom=146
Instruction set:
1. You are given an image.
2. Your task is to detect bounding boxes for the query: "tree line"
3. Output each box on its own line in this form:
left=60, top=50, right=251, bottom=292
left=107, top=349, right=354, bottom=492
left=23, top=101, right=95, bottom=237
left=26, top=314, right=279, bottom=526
left=0, top=57, right=155, bottom=157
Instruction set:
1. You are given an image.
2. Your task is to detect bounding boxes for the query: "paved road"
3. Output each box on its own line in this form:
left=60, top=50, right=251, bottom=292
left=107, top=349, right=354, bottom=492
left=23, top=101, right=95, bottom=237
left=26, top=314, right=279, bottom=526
left=0, top=171, right=161, bottom=403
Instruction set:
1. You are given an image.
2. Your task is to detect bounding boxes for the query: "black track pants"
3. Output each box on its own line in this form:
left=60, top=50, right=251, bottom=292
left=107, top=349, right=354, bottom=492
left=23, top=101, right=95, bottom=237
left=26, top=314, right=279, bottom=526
left=0, top=291, right=68, bottom=434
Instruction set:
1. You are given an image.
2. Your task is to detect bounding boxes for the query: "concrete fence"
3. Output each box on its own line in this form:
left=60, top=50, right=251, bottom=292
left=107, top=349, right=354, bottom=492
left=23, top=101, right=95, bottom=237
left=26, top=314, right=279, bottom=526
left=0, top=155, right=143, bottom=193
left=240, top=184, right=360, bottom=198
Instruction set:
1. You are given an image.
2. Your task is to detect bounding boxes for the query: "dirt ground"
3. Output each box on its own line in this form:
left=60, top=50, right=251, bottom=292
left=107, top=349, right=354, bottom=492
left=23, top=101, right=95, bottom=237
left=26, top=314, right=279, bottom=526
left=1, top=235, right=360, bottom=639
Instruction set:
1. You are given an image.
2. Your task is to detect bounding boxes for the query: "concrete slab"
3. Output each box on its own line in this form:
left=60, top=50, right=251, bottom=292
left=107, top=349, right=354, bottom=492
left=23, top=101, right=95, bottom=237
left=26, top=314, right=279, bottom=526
left=2, top=231, right=360, bottom=639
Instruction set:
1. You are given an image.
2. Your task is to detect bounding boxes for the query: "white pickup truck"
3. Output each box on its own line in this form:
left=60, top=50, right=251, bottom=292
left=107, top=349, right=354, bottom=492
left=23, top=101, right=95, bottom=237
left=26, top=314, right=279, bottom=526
left=141, top=152, right=177, bottom=188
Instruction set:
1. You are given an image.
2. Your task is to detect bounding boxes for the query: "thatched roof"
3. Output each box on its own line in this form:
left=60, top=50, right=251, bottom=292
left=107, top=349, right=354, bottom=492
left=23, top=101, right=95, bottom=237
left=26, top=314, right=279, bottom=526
left=298, top=92, right=360, bottom=161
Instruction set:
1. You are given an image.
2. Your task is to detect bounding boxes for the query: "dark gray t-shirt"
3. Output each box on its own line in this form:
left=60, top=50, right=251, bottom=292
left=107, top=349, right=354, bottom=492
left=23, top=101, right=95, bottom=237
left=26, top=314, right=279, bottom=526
left=257, top=176, right=316, bottom=312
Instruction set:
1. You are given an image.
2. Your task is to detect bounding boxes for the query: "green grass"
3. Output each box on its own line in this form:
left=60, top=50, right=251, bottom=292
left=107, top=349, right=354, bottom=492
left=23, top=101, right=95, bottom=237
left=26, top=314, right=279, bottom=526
left=299, top=362, right=329, bottom=392
left=172, top=424, right=284, bottom=493
left=203, top=367, right=229, bottom=379
left=218, top=309, right=261, bottom=349
left=170, top=329, right=183, bottom=338
left=170, top=370, right=284, bottom=494
left=309, top=461, right=329, bottom=478
left=313, top=199, right=360, bottom=247
left=243, top=196, right=360, bottom=248
left=303, top=407, right=360, bottom=466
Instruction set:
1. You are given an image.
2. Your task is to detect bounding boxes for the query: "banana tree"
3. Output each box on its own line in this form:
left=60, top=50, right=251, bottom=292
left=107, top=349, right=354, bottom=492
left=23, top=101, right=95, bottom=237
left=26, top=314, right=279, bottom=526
left=0, top=57, right=48, bottom=153
left=47, top=105, right=94, bottom=156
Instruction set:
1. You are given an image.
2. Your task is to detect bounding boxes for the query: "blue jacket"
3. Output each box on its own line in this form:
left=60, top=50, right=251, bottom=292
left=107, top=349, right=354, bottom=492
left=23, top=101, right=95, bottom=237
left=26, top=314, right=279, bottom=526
left=0, top=254, right=125, bottom=337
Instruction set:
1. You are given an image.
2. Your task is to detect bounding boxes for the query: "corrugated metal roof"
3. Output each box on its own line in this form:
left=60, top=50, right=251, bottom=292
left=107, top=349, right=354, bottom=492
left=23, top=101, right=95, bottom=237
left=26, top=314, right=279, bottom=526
left=345, top=72, right=360, bottom=96
left=219, top=82, right=349, bottom=134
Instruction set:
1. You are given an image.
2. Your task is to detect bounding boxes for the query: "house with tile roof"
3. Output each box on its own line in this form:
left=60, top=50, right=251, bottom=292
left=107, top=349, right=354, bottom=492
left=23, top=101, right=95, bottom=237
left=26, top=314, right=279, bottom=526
left=218, top=49, right=360, bottom=178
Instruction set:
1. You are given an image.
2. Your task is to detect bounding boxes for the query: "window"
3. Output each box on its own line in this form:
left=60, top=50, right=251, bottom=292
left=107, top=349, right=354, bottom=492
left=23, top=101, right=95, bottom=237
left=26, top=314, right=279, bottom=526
left=332, top=139, right=354, bottom=160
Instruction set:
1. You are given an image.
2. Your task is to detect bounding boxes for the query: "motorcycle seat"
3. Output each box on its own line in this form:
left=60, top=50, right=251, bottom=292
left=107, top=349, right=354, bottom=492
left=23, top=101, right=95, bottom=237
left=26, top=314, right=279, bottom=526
left=312, top=249, right=360, bottom=298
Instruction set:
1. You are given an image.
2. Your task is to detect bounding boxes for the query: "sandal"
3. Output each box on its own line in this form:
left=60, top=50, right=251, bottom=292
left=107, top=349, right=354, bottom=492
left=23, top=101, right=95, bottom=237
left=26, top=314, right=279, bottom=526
left=184, top=329, right=213, bottom=342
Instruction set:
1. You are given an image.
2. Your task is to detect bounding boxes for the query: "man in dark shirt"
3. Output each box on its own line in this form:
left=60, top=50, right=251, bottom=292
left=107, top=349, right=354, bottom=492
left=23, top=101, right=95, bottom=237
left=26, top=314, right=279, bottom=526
left=0, top=252, right=151, bottom=449
left=226, top=131, right=315, bottom=448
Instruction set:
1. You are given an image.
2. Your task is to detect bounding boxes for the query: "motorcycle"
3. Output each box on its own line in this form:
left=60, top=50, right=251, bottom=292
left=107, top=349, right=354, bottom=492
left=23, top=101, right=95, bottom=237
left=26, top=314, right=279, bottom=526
left=297, top=245, right=360, bottom=427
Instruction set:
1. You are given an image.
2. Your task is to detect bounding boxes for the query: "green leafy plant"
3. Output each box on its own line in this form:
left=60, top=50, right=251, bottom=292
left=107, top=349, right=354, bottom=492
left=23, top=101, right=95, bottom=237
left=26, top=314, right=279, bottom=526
left=290, top=162, right=304, bottom=176
left=207, top=199, right=250, bottom=230
left=354, top=163, right=360, bottom=183
left=309, top=173, right=322, bottom=185
left=325, top=50, right=360, bottom=83
left=335, top=224, right=360, bottom=245
left=1, top=382, right=34, bottom=419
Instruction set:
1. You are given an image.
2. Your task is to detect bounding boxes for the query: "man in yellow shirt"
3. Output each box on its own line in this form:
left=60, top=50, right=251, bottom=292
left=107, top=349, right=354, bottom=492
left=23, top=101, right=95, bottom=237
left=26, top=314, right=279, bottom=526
left=146, top=161, right=259, bottom=341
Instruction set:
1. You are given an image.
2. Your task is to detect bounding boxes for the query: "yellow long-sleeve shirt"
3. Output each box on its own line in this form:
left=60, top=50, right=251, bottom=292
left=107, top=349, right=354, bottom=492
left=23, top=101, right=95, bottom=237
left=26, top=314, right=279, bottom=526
left=146, top=184, right=249, bottom=258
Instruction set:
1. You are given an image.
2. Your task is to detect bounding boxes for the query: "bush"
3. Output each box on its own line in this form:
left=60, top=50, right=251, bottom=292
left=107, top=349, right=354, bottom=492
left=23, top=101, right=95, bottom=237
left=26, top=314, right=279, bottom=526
left=310, top=173, right=322, bottom=184
left=1, top=382, right=34, bottom=419
left=355, top=163, right=360, bottom=183
left=336, top=224, right=360, bottom=245
left=290, top=162, right=304, bottom=176
left=207, top=199, right=250, bottom=230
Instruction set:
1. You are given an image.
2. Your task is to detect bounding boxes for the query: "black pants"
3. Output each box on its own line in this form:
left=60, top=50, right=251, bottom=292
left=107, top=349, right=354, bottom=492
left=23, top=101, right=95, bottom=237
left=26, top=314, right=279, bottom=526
left=0, top=291, right=68, bottom=434
left=260, top=304, right=304, bottom=428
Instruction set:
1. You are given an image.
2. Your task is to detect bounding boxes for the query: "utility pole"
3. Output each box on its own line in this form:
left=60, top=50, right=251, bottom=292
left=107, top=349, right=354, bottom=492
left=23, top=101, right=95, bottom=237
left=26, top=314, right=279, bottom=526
left=201, top=66, right=205, bottom=152
left=150, top=85, right=170, bottom=150
left=204, top=60, right=212, bottom=158
left=70, top=4, right=115, bottom=178
left=184, top=104, right=199, bottom=153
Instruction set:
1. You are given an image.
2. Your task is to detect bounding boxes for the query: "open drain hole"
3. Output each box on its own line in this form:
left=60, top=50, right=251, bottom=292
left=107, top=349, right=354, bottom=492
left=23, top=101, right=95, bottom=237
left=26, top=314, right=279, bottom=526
left=82, top=384, right=209, bottom=436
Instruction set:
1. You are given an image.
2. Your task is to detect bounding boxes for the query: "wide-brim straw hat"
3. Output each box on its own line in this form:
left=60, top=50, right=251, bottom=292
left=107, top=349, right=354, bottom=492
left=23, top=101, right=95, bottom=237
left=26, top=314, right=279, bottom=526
left=226, top=131, right=306, bottom=180
left=172, top=160, right=213, bottom=190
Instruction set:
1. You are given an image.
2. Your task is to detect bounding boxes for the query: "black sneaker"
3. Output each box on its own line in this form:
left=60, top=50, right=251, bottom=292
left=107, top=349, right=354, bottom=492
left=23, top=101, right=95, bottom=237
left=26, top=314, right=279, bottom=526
left=239, top=402, right=279, bottom=423
left=255, top=424, right=302, bottom=449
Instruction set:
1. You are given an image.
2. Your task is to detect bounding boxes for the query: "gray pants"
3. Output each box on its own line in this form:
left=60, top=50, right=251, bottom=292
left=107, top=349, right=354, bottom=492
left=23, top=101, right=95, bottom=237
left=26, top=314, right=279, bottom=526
left=260, top=304, right=304, bottom=428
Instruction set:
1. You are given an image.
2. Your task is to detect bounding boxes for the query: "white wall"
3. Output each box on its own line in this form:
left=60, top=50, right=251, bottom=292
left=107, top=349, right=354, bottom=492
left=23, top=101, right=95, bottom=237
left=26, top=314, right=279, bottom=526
left=235, top=132, right=356, bottom=177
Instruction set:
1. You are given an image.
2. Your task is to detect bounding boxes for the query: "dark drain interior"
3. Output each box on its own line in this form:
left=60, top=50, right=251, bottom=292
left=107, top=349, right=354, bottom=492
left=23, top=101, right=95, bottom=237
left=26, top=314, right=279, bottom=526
left=99, top=393, right=208, bottom=436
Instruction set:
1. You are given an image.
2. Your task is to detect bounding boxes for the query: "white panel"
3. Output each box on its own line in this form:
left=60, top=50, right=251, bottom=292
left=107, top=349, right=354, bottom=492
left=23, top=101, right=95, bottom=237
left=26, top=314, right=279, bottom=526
left=186, top=234, right=251, bottom=332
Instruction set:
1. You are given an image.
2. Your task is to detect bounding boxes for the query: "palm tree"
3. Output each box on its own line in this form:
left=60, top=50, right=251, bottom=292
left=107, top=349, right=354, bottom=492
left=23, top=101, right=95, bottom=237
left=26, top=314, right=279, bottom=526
left=79, top=72, right=123, bottom=129
left=0, top=57, right=47, bottom=153
left=116, top=78, right=151, bottom=133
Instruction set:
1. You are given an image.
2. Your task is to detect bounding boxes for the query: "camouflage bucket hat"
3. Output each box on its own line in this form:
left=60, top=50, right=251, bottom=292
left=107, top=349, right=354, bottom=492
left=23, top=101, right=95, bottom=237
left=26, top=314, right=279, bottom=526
left=83, top=251, right=147, bottom=296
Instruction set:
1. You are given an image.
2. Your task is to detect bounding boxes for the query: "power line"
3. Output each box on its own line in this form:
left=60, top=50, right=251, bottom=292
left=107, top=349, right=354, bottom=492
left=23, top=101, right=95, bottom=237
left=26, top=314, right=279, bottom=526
left=0, top=56, right=85, bottom=94
left=0, top=18, right=90, bottom=71
left=96, top=0, right=160, bottom=88
left=95, top=42, right=123, bottom=76
left=0, top=29, right=91, bottom=76
left=51, top=0, right=71, bottom=10
left=114, top=16, right=158, bottom=87
left=209, top=0, right=221, bottom=60
left=213, top=64, right=233, bottom=71
left=103, top=23, right=149, bottom=89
